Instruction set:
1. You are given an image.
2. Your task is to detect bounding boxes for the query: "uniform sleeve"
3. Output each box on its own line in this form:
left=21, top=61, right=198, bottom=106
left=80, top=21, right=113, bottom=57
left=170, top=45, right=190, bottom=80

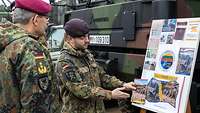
left=98, top=65, right=124, bottom=89
left=16, top=39, right=53, bottom=113
left=56, top=58, right=112, bottom=100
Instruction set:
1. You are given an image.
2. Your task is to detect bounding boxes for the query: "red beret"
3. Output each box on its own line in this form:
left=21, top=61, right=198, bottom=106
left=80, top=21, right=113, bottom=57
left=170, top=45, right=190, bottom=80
left=15, top=0, right=52, bottom=15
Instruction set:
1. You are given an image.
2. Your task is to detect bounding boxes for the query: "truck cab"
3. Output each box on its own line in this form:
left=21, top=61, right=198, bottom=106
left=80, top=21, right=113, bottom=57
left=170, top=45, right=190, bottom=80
left=47, top=25, right=65, bottom=63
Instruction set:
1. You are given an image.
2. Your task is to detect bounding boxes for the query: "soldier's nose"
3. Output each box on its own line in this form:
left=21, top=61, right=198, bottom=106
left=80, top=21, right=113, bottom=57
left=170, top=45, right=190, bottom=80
left=85, top=36, right=90, bottom=42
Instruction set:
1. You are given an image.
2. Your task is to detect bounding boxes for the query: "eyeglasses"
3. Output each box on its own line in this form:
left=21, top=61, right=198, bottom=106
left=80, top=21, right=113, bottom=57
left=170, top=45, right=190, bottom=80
left=37, top=14, right=49, bottom=20
left=32, top=14, right=49, bottom=21
left=11, top=7, right=16, bottom=12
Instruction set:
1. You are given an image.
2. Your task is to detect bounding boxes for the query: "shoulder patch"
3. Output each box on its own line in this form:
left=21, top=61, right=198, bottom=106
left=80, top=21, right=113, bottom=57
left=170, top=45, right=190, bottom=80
left=34, top=52, right=48, bottom=75
left=38, top=75, right=51, bottom=93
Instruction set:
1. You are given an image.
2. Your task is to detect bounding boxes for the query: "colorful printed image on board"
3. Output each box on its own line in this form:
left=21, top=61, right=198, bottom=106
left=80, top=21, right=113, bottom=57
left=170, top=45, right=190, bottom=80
left=185, top=23, right=200, bottom=40
left=166, top=34, right=174, bottom=44
left=160, top=33, right=174, bottom=44
left=160, top=51, right=174, bottom=70
left=176, top=48, right=195, bottom=75
left=131, top=79, right=148, bottom=104
left=162, top=19, right=176, bottom=32
left=146, top=78, right=179, bottom=108
left=146, top=78, right=160, bottom=102
left=146, top=49, right=158, bottom=59
left=162, top=81, right=179, bottom=108
left=144, top=60, right=156, bottom=71
left=174, top=28, right=186, bottom=40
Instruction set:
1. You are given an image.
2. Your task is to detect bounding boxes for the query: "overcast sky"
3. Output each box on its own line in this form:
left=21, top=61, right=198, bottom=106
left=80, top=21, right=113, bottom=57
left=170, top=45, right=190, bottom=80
left=0, top=0, right=14, bottom=6
left=0, top=0, right=61, bottom=5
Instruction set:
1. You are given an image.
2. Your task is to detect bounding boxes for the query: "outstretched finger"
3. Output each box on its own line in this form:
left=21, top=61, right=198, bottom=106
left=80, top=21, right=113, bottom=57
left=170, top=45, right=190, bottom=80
left=116, top=87, right=126, bottom=91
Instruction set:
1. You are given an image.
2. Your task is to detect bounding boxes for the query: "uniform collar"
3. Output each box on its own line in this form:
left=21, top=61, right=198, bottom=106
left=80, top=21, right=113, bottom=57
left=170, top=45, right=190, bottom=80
left=62, top=41, right=90, bottom=57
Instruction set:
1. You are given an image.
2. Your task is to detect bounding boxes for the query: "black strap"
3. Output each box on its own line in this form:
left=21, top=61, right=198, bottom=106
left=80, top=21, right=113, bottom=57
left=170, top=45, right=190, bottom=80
left=0, top=35, right=28, bottom=53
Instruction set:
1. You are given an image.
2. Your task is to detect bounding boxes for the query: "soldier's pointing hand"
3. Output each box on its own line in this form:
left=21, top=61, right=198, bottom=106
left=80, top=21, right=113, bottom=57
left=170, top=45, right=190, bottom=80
left=122, top=82, right=136, bottom=91
left=111, top=87, right=130, bottom=99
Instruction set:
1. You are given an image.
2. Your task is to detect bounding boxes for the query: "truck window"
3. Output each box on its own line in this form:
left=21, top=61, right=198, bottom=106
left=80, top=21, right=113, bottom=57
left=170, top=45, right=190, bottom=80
left=47, top=28, right=65, bottom=52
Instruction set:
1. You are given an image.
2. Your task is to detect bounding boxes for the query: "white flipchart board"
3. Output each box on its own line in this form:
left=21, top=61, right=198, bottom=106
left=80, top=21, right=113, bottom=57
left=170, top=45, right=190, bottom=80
left=132, top=18, right=200, bottom=113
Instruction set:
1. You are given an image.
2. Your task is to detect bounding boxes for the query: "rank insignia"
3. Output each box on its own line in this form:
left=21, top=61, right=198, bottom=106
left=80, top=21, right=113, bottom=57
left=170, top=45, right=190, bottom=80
left=37, top=62, right=47, bottom=74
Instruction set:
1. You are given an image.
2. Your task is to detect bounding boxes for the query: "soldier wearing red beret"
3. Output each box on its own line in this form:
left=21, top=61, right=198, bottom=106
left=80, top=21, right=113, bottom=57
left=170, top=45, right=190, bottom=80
left=0, top=0, right=61, bottom=113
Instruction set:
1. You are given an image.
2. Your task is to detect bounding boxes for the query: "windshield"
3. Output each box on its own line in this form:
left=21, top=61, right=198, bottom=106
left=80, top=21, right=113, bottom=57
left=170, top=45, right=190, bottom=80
left=47, top=28, right=65, bottom=51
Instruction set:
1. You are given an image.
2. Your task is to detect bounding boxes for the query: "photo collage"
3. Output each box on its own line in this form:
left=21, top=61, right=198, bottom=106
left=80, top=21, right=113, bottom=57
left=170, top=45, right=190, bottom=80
left=132, top=18, right=200, bottom=113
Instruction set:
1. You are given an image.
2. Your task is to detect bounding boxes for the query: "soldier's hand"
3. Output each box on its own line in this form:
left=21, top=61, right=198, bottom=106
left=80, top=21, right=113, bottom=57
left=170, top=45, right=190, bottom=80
left=123, top=82, right=136, bottom=91
left=111, top=87, right=130, bottom=99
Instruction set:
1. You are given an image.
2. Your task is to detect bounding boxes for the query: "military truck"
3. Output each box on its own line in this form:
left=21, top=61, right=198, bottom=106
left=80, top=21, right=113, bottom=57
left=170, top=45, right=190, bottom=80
left=47, top=25, right=65, bottom=63
left=48, top=0, right=193, bottom=81
left=47, top=0, right=200, bottom=112
left=0, top=5, right=12, bottom=22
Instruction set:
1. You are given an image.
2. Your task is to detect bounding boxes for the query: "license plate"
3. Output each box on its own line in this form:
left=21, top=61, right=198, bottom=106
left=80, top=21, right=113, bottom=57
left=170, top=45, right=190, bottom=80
left=89, top=35, right=110, bottom=45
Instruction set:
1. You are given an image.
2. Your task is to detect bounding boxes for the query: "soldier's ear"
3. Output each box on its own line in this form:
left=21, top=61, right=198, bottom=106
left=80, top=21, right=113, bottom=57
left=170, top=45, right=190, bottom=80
left=64, top=33, right=68, bottom=39
left=32, top=14, right=41, bottom=26
left=32, top=14, right=38, bottom=26
left=64, top=34, right=71, bottom=42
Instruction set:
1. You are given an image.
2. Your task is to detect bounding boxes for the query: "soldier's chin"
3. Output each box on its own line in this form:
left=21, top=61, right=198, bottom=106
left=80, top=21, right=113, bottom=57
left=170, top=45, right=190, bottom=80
left=79, top=46, right=88, bottom=50
left=84, top=45, right=88, bottom=49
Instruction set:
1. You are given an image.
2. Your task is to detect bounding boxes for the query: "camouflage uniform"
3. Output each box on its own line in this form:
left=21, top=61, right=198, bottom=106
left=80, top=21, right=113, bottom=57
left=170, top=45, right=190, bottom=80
left=56, top=42, right=124, bottom=113
left=38, top=36, right=62, bottom=113
left=0, top=22, right=59, bottom=113
left=38, top=36, right=48, bottom=47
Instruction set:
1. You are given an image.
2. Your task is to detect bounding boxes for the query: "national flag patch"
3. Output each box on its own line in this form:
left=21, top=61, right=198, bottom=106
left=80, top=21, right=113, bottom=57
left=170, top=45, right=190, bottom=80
left=35, top=52, right=44, bottom=59
left=63, top=64, right=69, bottom=70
